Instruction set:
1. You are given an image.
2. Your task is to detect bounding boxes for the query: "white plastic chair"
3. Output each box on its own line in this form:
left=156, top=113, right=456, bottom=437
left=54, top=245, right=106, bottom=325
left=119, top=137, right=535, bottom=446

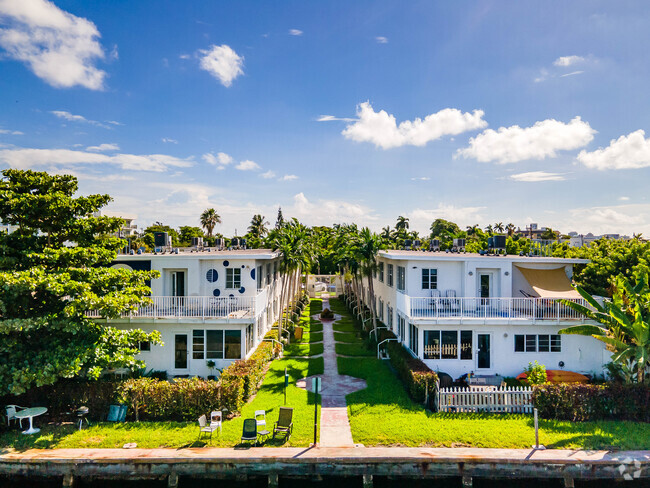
left=254, top=410, right=266, bottom=429
left=209, top=410, right=223, bottom=435
left=5, top=405, right=26, bottom=428
left=198, top=414, right=218, bottom=441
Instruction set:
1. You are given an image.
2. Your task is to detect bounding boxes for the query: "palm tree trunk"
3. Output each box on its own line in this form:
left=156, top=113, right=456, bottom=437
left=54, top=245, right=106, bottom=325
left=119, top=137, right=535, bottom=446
left=367, top=271, right=378, bottom=336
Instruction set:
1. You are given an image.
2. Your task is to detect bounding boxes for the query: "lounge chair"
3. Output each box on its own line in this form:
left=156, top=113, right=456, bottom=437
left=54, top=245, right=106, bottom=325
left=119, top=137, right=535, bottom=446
left=273, top=407, right=293, bottom=441
left=241, top=418, right=258, bottom=445
left=198, top=414, right=219, bottom=442
left=445, top=290, right=460, bottom=314
left=4, top=405, right=26, bottom=428
left=210, top=410, right=222, bottom=435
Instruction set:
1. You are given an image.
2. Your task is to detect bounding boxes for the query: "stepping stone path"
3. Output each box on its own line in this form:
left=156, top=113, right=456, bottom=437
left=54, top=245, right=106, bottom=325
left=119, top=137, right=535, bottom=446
left=296, top=297, right=366, bottom=447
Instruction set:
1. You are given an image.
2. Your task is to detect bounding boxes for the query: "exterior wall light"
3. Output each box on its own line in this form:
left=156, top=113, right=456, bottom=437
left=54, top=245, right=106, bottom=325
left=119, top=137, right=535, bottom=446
left=468, top=271, right=473, bottom=276
left=504, top=271, right=510, bottom=276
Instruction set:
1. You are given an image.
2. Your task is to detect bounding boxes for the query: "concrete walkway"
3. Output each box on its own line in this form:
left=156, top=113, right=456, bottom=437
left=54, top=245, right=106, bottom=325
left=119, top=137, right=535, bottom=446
left=297, top=297, right=366, bottom=447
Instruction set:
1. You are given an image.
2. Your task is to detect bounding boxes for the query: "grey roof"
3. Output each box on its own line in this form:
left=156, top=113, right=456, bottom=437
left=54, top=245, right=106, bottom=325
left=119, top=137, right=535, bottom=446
left=378, top=249, right=589, bottom=264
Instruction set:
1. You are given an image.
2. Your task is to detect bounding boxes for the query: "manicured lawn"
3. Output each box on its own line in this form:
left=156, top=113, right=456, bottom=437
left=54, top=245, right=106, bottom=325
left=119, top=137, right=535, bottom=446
left=285, top=342, right=324, bottom=357
left=335, top=342, right=374, bottom=357
left=0, top=357, right=324, bottom=450
left=295, top=330, right=324, bottom=344
left=332, top=321, right=359, bottom=333
left=338, top=357, right=650, bottom=450
left=333, top=332, right=359, bottom=343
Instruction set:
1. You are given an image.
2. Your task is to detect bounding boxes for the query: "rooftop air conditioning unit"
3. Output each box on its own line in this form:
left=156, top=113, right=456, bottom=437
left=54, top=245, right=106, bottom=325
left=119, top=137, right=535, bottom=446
left=453, top=238, right=466, bottom=252
left=231, top=237, right=240, bottom=249
left=404, top=239, right=412, bottom=250
left=429, top=239, right=440, bottom=251
left=215, top=238, right=225, bottom=250
left=154, top=232, right=168, bottom=248
left=191, top=236, right=203, bottom=247
left=413, top=239, right=421, bottom=250
left=240, top=238, right=247, bottom=250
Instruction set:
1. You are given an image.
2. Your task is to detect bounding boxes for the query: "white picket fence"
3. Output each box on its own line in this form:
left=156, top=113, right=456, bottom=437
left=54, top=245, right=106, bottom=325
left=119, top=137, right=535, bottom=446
left=438, top=386, right=533, bottom=413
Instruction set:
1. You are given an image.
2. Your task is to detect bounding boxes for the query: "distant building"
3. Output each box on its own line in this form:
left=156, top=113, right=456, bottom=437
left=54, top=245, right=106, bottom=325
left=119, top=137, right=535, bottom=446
left=568, top=233, right=632, bottom=248
left=0, top=222, right=18, bottom=234
left=94, top=211, right=139, bottom=237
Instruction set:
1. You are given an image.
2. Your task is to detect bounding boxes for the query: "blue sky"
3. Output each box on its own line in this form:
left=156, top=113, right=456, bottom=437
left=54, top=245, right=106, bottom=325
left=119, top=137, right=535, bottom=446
left=1, top=0, right=650, bottom=236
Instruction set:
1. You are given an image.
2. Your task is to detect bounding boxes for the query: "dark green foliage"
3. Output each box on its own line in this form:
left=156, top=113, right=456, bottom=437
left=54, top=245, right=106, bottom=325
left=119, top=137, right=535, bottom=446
left=387, top=341, right=438, bottom=404
left=320, top=308, right=334, bottom=319
left=219, top=340, right=279, bottom=403
left=533, top=383, right=650, bottom=422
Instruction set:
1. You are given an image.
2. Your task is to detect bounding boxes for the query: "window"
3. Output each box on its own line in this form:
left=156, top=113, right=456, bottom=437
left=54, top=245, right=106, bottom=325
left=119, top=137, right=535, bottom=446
left=226, top=268, right=241, bottom=288
left=410, top=323, right=419, bottom=356
left=422, top=268, right=438, bottom=290
left=387, top=306, right=393, bottom=329
left=192, top=330, right=204, bottom=359
left=379, top=262, right=384, bottom=282
left=139, top=341, right=151, bottom=352
left=257, top=265, right=263, bottom=289
left=515, top=334, right=561, bottom=353
left=266, top=264, right=271, bottom=285
left=225, top=330, right=242, bottom=359
left=397, top=266, right=405, bottom=291
left=398, top=314, right=405, bottom=340
left=246, top=324, right=254, bottom=354
left=424, top=330, right=473, bottom=360
left=206, top=330, right=224, bottom=359
left=387, top=264, right=394, bottom=287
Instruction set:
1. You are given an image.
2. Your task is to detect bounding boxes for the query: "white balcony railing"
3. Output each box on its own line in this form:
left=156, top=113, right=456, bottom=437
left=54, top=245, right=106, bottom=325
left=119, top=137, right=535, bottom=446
left=404, top=296, right=589, bottom=322
left=89, top=294, right=266, bottom=320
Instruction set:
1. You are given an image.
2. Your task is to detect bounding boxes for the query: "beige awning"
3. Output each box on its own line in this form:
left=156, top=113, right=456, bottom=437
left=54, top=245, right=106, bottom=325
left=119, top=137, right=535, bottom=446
left=515, top=266, right=581, bottom=299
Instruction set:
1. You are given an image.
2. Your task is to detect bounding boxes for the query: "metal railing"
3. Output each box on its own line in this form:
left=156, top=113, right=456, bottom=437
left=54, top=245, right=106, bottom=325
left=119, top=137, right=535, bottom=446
left=88, top=294, right=267, bottom=320
left=405, top=296, right=588, bottom=322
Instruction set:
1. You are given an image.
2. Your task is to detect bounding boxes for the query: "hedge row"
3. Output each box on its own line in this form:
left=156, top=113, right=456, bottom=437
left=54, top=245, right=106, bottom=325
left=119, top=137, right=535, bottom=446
left=219, top=340, right=278, bottom=405
left=386, top=340, right=438, bottom=405
left=533, top=383, right=650, bottom=422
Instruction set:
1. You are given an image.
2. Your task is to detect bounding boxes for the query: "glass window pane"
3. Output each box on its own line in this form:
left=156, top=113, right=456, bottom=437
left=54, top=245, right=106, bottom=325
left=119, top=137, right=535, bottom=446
left=174, top=334, right=187, bottom=369
left=525, top=334, right=537, bottom=352
left=206, top=330, right=224, bottom=359
left=192, top=330, right=204, bottom=359
left=430, top=269, right=437, bottom=289
left=515, top=335, right=524, bottom=352
left=460, top=330, right=473, bottom=360
left=550, top=334, right=561, bottom=352
left=538, top=335, right=550, bottom=352
left=441, top=330, right=458, bottom=359
left=422, top=269, right=429, bottom=289
left=424, top=330, right=440, bottom=359
left=225, top=330, right=241, bottom=359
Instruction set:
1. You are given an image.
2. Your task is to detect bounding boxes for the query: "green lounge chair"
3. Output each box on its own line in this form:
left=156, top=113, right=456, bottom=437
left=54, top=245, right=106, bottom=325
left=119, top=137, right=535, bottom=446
left=273, top=407, right=293, bottom=441
left=241, top=418, right=258, bottom=445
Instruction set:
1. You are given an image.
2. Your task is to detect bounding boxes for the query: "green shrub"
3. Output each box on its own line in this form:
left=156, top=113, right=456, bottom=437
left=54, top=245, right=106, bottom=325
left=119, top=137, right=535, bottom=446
left=533, top=383, right=650, bottom=422
left=387, top=341, right=437, bottom=405
left=220, top=340, right=277, bottom=402
left=320, top=308, right=334, bottom=319
left=523, top=361, right=547, bottom=385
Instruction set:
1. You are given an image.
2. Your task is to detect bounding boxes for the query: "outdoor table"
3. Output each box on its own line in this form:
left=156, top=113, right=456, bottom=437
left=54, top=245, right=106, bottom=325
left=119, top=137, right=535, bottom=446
left=14, top=407, right=48, bottom=435
left=257, top=429, right=271, bottom=443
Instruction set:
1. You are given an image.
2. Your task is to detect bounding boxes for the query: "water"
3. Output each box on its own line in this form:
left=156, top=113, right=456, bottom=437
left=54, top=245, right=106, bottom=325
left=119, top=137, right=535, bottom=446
left=1, top=476, right=648, bottom=488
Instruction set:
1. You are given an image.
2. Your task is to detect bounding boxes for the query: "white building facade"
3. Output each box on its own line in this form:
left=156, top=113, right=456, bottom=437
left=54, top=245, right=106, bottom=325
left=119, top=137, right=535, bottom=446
left=94, top=249, right=284, bottom=378
left=368, top=250, right=608, bottom=379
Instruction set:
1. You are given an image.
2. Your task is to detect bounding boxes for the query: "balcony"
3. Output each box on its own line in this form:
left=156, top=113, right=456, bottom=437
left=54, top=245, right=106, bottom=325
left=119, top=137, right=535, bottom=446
left=90, top=289, right=268, bottom=321
left=399, top=295, right=590, bottom=323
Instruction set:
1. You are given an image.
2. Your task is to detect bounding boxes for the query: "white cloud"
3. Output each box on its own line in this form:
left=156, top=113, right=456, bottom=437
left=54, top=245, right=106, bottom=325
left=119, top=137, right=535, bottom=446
left=106, top=120, right=122, bottom=126
left=179, top=53, right=191, bottom=60
left=457, top=116, right=595, bottom=164
left=408, top=204, right=486, bottom=231
left=411, top=177, right=431, bottom=181
left=559, top=70, right=584, bottom=78
left=109, top=44, right=118, bottom=61
left=235, top=159, right=260, bottom=171
left=198, top=44, right=243, bottom=87
left=0, top=0, right=107, bottom=89
left=0, top=128, right=23, bottom=135
left=86, top=143, right=119, bottom=152
left=342, top=102, right=487, bottom=149
left=619, top=196, right=630, bottom=201
left=260, top=170, right=276, bottom=179
left=289, top=29, right=303, bottom=36
left=281, top=174, right=298, bottom=181
left=0, top=147, right=193, bottom=172
left=317, top=114, right=355, bottom=122
left=553, top=55, right=585, bottom=67
left=375, top=36, right=388, bottom=44
left=291, top=192, right=377, bottom=225
left=510, top=171, right=566, bottom=182
left=577, top=129, right=650, bottom=170
left=564, top=204, right=648, bottom=235
left=50, top=110, right=110, bottom=129
left=202, top=151, right=233, bottom=170
left=162, top=137, right=178, bottom=144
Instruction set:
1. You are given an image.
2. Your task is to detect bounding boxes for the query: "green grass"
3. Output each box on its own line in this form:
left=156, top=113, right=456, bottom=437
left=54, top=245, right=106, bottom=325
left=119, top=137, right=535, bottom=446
left=332, top=321, right=359, bottom=333
left=335, top=342, right=374, bottom=357
left=328, top=298, right=348, bottom=315
left=334, top=332, right=359, bottom=343
left=0, top=357, right=324, bottom=450
left=284, top=342, right=324, bottom=357
left=338, top=357, right=650, bottom=450
left=295, top=331, right=323, bottom=344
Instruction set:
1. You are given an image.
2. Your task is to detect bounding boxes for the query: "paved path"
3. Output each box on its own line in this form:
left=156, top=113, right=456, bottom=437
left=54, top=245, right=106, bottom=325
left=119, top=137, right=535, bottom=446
left=296, top=297, right=366, bottom=447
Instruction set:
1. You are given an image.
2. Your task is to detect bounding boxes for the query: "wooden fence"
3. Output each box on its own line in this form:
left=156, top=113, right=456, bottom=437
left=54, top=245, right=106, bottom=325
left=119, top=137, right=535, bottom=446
left=438, top=386, right=533, bottom=413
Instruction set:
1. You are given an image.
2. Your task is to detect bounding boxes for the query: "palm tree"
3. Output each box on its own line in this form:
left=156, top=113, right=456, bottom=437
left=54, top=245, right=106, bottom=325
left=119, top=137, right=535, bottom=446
left=494, top=222, right=505, bottom=233
left=395, top=216, right=410, bottom=232
left=200, top=208, right=221, bottom=238
left=354, top=228, right=383, bottom=335
left=559, top=272, right=650, bottom=383
left=248, top=214, right=269, bottom=238
left=484, top=224, right=493, bottom=235
left=506, top=223, right=516, bottom=237
left=466, top=225, right=479, bottom=236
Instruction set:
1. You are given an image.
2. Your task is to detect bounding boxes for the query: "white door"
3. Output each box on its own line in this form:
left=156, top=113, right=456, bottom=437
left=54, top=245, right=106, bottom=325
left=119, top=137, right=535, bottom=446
left=173, top=332, right=189, bottom=374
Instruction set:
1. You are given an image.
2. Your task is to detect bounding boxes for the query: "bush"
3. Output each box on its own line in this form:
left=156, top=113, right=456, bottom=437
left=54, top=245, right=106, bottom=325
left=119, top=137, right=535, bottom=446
left=533, top=383, right=650, bottom=422
left=523, top=360, right=547, bottom=385
left=387, top=341, right=438, bottom=405
left=220, top=340, right=277, bottom=403
left=320, top=308, right=334, bottom=319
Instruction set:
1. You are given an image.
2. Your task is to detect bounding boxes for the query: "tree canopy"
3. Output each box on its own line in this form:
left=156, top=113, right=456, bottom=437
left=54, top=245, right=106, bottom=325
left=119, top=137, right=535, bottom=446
left=0, top=169, right=161, bottom=395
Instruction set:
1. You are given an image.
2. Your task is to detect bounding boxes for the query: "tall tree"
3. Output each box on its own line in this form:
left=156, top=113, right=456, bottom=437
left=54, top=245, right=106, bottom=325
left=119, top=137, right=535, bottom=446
left=247, top=214, right=269, bottom=248
left=395, top=216, right=410, bottom=232
left=0, top=169, right=160, bottom=395
left=200, top=208, right=221, bottom=238
left=354, top=228, right=383, bottom=335
left=275, top=207, right=285, bottom=229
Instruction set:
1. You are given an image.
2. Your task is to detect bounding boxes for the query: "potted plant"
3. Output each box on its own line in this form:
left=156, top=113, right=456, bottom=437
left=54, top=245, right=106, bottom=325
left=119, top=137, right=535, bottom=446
left=206, top=360, right=217, bottom=380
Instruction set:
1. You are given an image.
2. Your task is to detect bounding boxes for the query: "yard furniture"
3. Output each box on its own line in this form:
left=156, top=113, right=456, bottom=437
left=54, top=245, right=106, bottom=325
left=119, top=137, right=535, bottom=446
left=13, top=406, right=48, bottom=435
left=241, top=418, right=258, bottom=445
left=76, top=406, right=90, bottom=430
left=4, top=405, right=27, bottom=428
left=272, top=407, right=293, bottom=441
left=107, top=404, right=127, bottom=422
left=255, top=410, right=266, bottom=429
left=209, top=410, right=223, bottom=435
left=198, top=415, right=219, bottom=442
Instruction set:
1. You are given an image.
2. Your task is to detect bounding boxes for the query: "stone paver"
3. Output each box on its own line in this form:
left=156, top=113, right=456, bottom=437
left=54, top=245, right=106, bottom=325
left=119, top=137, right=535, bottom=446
left=297, top=297, right=366, bottom=447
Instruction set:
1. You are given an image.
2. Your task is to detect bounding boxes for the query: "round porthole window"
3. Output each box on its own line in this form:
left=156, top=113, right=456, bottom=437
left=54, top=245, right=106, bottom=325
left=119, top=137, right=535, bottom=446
left=239, top=286, right=245, bottom=294
left=206, top=269, right=218, bottom=283
left=223, top=260, right=230, bottom=267
left=213, top=288, right=221, bottom=297
left=250, top=268, right=256, bottom=280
